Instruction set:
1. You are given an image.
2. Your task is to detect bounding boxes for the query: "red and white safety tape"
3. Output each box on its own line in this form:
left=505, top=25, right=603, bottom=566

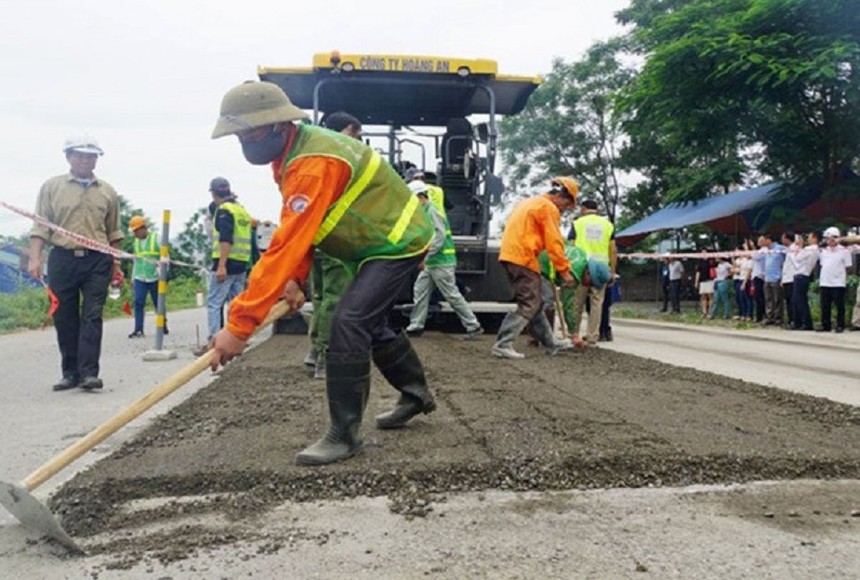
left=1, top=200, right=201, bottom=269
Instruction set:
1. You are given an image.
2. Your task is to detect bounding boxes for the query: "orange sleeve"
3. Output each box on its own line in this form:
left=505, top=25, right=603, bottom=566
left=226, top=156, right=352, bottom=340
left=541, top=204, right=571, bottom=275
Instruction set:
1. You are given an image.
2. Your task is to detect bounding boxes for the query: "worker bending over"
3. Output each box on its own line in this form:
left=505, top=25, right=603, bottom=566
left=208, top=81, right=436, bottom=466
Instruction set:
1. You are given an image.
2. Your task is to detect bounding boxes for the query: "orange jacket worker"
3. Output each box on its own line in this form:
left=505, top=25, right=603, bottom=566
left=209, top=81, right=436, bottom=466
left=492, top=177, right=579, bottom=359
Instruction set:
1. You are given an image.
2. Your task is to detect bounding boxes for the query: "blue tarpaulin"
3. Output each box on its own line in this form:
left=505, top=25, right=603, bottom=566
left=616, top=183, right=783, bottom=243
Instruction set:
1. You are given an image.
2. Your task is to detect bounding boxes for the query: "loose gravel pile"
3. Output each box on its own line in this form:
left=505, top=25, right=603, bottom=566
left=49, top=333, right=860, bottom=568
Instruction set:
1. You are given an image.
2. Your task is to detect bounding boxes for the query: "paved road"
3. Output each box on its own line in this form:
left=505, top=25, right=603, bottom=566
left=0, top=307, right=219, bottom=526
left=1, top=309, right=857, bottom=578
left=603, top=318, right=860, bottom=407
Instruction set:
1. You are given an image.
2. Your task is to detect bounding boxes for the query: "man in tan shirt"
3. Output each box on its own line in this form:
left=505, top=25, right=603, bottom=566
left=28, top=136, right=123, bottom=392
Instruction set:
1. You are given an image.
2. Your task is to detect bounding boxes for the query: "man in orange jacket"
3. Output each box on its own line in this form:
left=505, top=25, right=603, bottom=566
left=207, top=81, right=436, bottom=466
left=492, top=177, right=579, bottom=359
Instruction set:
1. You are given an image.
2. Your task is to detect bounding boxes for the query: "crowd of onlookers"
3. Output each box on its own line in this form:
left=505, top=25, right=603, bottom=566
left=659, top=228, right=859, bottom=332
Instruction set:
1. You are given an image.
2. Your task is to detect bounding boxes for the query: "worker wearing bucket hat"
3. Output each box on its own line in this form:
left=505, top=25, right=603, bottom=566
left=28, top=135, right=122, bottom=392
left=208, top=81, right=436, bottom=467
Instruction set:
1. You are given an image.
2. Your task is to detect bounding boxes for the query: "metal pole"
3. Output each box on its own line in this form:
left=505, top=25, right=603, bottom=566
left=154, top=210, right=170, bottom=351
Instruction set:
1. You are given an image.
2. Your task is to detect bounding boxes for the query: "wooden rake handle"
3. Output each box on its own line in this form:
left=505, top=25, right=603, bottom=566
left=22, top=301, right=292, bottom=491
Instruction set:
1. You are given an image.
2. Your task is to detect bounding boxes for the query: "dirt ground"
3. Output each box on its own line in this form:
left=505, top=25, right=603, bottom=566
left=48, top=332, right=860, bottom=571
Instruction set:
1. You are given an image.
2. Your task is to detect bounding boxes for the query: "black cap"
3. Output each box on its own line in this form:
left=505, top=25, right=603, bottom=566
left=209, top=177, right=231, bottom=196
left=581, top=199, right=599, bottom=210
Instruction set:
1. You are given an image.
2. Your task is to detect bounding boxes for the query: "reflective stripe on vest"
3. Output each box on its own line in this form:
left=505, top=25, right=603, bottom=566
left=313, top=151, right=382, bottom=245
left=212, top=202, right=252, bottom=262
left=573, top=214, right=612, bottom=263
left=133, top=233, right=159, bottom=258
left=284, top=125, right=432, bottom=264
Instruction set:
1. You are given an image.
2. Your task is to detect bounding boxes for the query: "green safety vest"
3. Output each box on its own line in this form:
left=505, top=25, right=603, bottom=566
left=573, top=213, right=613, bottom=264
left=212, top=201, right=252, bottom=263
left=424, top=204, right=457, bottom=269
left=539, top=243, right=588, bottom=283
left=132, top=232, right=159, bottom=281
left=283, top=125, right=432, bottom=265
left=426, top=184, right=448, bottom=219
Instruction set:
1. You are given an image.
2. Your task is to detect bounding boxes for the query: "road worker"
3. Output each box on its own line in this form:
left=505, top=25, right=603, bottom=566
left=208, top=81, right=436, bottom=466
left=491, top=177, right=579, bottom=359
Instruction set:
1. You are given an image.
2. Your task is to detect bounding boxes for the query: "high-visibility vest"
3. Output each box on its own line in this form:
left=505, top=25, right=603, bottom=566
left=539, top=243, right=587, bottom=283
left=282, top=125, right=432, bottom=265
left=573, top=213, right=613, bottom=264
left=423, top=204, right=457, bottom=269
left=132, top=232, right=159, bottom=281
left=212, top=201, right=252, bottom=263
left=426, top=184, right=448, bottom=219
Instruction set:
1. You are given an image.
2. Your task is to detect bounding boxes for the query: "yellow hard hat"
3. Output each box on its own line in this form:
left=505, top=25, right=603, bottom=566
left=550, top=176, right=579, bottom=201
left=129, top=215, right=147, bottom=233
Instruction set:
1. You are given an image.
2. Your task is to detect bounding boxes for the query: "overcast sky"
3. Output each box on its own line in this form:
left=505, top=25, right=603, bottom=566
left=0, top=0, right=630, bottom=238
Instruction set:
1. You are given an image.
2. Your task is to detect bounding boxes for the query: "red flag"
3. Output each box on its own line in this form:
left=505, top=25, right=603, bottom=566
left=42, top=284, right=60, bottom=329
left=122, top=299, right=132, bottom=316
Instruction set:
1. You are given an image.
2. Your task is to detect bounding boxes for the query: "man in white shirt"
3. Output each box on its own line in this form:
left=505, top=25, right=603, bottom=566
left=840, top=233, right=860, bottom=331
left=780, top=231, right=797, bottom=328
left=789, top=232, right=819, bottom=331
left=817, top=227, right=853, bottom=332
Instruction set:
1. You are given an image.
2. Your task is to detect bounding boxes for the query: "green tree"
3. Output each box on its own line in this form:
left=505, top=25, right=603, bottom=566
left=499, top=39, right=636, bottom=222
left=621, top=0, right=860, bottom=202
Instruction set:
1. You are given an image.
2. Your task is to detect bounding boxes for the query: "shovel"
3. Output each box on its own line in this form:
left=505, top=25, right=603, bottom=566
left=0, top=300, right=291, bottom=553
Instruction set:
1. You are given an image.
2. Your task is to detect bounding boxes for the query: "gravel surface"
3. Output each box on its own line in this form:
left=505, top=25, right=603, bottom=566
left=46, top=333, right=860, bottom=570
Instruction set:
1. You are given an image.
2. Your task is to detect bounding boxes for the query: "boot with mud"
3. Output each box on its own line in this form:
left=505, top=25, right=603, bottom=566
left=491, top=312, right=530, bottom=359
left=373, top=332, right=436, bottom=429
left=313, top=350, right=326, bottom=380
left=531, top=311, right=573, bottom=355
left=295, top=351, right=370, bottom=466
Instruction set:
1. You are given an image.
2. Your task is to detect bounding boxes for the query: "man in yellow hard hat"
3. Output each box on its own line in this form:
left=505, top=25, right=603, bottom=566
left=208, top=81, right=435, bottom=466
left=128, top=215, right=164, bottom=338
left=492, top=177, right=579, bottom=359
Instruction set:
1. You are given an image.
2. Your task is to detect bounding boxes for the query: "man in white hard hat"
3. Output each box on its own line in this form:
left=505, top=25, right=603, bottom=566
left=405, top=180, right=483, bottom=339
left=207, top=81, right=436, bottom=467
left=28, top=136, right=123, bottom=392
left=817, top=226, right=853, bottom=332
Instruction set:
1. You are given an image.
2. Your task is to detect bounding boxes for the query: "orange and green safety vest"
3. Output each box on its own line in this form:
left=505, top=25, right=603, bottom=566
left=283, top=125, right=432, bottom=264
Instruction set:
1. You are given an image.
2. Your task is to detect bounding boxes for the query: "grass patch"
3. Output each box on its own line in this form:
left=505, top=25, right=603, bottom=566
left=0, top=277, right=205, bottom=334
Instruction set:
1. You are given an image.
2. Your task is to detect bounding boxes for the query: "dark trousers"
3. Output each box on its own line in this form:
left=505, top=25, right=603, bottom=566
left=328, top=255, right=423, bottom=355
left=792, top=275, right=813, bottom=330
left=47, top=249, right=112, bottom=379
left=601, top=285, right=612, bottom=336
left=668, top=280, right=681, bottom=313
left=133, top=279, right=158, bottom=333
left=782, top=282, right=794, bottom=326
left=819, top=286, right=846, bottom=331
left=501, top=261, right=544, bottom=320
left=660, top=281, right=669, bottom=311
left=764, top=281, right=783, bottom=323
left=753, top=277, right=766, bottom=321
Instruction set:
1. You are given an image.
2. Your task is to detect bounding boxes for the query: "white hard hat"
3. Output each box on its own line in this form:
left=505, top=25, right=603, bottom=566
left=408, top=180, right=429, bottom=195
left=63, top=135, right=104, bottom=155
left=823, top=226, right=840, bottom=238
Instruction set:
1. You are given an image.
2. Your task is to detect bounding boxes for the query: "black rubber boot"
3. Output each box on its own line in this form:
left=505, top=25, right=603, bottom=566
left=295, top=351, right=370, bottom=466
left=372, top=332, right=436, bottom=429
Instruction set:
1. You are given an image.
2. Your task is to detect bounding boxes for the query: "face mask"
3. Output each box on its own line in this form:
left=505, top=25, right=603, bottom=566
left=241, top=130, right=287, bottom=165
